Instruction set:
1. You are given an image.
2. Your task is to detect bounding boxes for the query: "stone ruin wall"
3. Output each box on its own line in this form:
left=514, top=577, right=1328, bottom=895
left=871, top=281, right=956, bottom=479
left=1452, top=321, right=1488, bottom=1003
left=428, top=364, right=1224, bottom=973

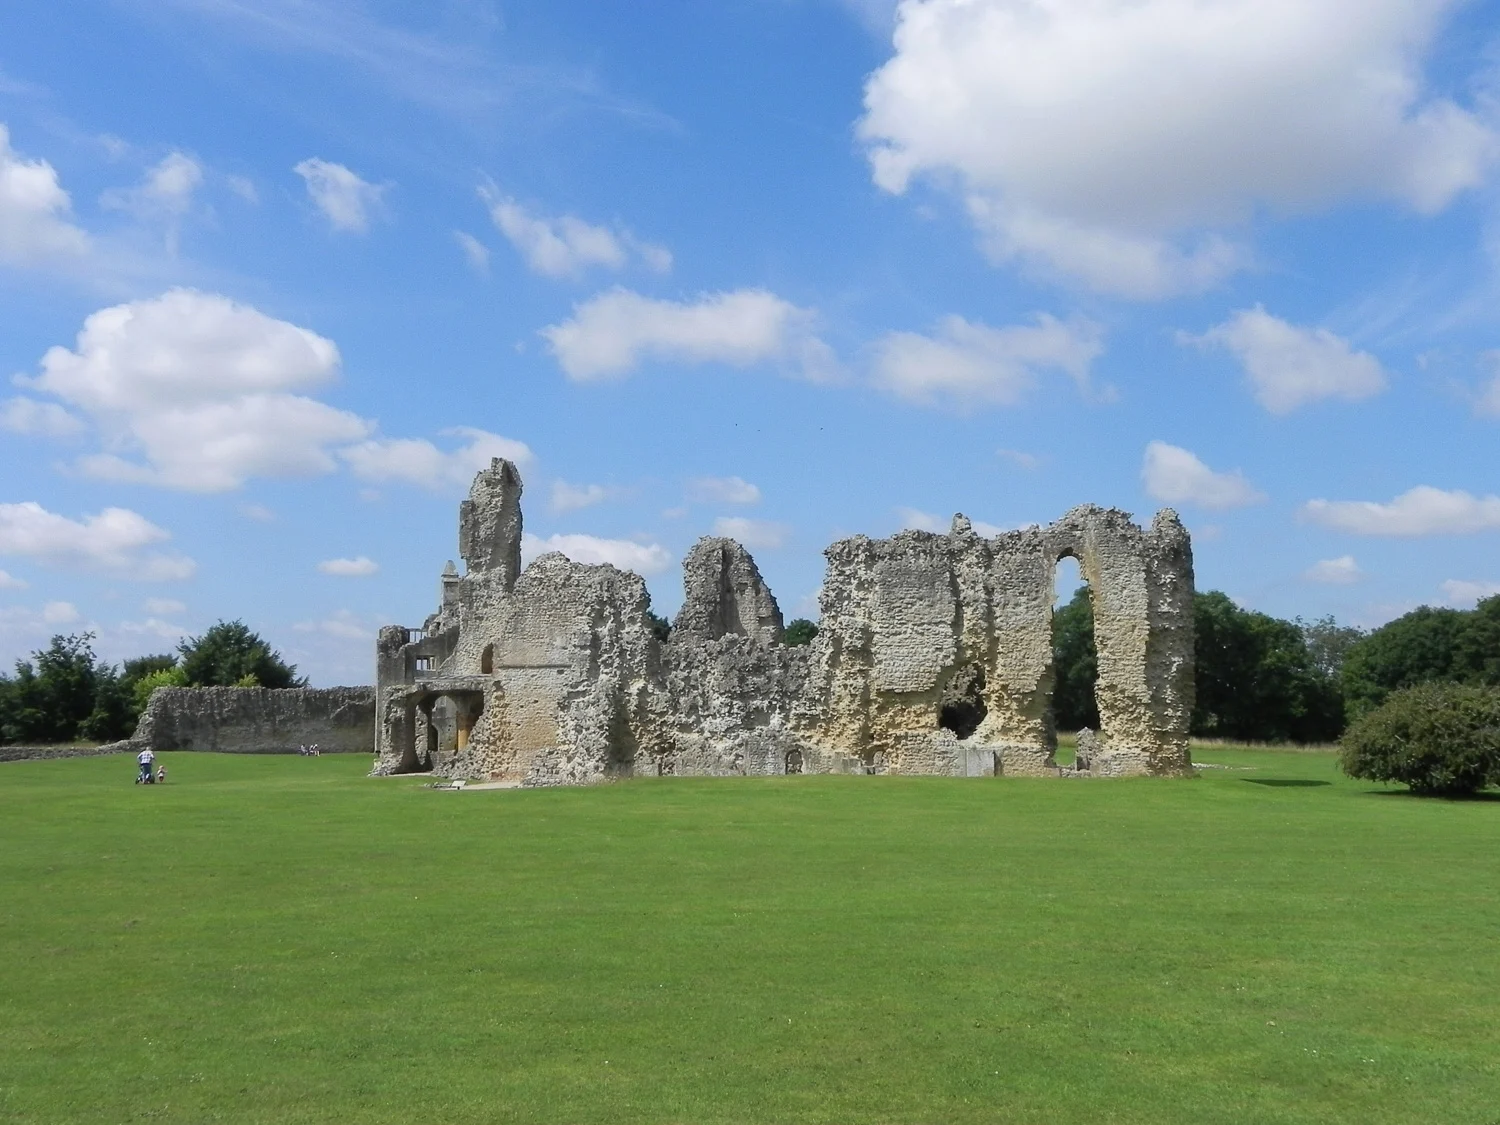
left=374, top=459, right=1195, bottom=784
left=127, top=686, right=376, bottom=754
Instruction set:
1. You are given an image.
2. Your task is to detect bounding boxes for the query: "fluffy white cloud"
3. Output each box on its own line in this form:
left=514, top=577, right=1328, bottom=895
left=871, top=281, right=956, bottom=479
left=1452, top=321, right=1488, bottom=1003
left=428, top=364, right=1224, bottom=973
left=143, top=597, right=186, bottom=615
left=100, top=151, right=203, bottom=219
left=1305, top=555, right=1363, bottom=584
left=453, top=230, right=490, bottom=274
left=294, top=610, right=374, bottom=642
left=521, top=532, right=671, bottom=575
left=481, top=190, right=670, bottom=279
left=712, top=516, right=790, bottom=549
left=317, top=556, right=379, bottom=577
left=0, top=502, right=195, bottom=581
left=0, top=568, right=27, bottom=589
left=0, top=123, right=90, bottom=267
left=859, top=0, right=1496, bottom=297
left=340, top=427, right=533, bottom=490
left=1441, top=579, right=1500, bottom=606
left=687, top=476, right=761, bottom=505
left=1301, top=486, right=1500, bottom=536
left=294, top=158, right=384, bottom=233
left=1185, top=307, right=1387, bottom=413
left=550, top=481, right=611, bottom=512
left=41, top=600, right=81, bottom=625
left=897, top=507, right=1005, bottom=537
left=118, top=616, right=188, bottom=641
left=541, top=287, right=836, bottom=382
left=0, top=396, right=83, bottom=437
left=871, top=313, right=1102, bottom=408
left=19, top=289, right=369, bottom=492
left=1141, top=442, right=1266, bottom=510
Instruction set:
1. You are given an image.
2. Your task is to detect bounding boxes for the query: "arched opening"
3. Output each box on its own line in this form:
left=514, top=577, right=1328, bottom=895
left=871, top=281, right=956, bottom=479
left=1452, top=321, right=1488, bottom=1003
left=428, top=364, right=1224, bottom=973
left=481, top=644, right=494, bottom=675
left=939, top=662, right=987, bottom=740
left=1051, top=554, right=1100, bottom=766
left=785, top=749, right=803, bottom=775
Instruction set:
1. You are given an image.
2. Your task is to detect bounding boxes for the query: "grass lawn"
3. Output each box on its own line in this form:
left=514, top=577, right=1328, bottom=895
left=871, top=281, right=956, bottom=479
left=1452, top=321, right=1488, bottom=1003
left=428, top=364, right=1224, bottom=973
left=2, top=750, right=1498, bottom=1124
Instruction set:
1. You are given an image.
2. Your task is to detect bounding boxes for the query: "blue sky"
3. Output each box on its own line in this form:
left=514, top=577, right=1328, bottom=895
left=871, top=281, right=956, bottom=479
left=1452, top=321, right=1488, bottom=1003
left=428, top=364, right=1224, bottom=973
left=2, top=0, right=1499, bottom=684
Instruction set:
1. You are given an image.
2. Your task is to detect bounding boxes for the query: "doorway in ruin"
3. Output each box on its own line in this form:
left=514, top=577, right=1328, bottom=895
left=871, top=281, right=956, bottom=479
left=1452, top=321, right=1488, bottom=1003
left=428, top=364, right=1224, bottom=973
left=939, top=662, right=987, bottom=740
left=785, top=749, right=803, bottom=775
left=1051, top=554, right=1100, bottom=765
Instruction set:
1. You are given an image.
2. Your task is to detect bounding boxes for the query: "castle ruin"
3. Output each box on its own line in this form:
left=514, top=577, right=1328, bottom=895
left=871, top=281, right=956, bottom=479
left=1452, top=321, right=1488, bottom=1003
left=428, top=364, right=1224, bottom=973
left=374, top=460, right=1195, bottom=783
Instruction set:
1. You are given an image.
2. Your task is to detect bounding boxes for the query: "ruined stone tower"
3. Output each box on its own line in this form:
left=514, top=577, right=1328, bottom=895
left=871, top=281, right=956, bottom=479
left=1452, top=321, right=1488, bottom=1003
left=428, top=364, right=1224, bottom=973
left=374, top=459, right=1195, bottom=783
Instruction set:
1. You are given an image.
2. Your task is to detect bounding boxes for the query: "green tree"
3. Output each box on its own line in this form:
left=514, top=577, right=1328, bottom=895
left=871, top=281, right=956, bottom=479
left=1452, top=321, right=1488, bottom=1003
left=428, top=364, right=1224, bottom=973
left=1340, top=682, right=1500, bottom=796
left=645, top=610, right=672, bottom=643
left=784, top=619, right=819, bottom=647
left=178, top=621, right=303, bottom=688
left=131, top=666, right=188, bottom=713
left=1050, top=586, right=1099, bottom=731
left=0, top=633, right=103, bottom=744
left=1341, top=606, right=1466, bottom=717
left=1298, top=616, right=1366, bottom=679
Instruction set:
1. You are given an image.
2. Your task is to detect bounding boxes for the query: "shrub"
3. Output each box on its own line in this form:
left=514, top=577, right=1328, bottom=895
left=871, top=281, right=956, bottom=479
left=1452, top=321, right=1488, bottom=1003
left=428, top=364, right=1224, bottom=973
left=784, top=619, right=818, bottom=647
left=132, top=667, right=188, bottom=713
left=1339, top=682, right=1500, bottom=796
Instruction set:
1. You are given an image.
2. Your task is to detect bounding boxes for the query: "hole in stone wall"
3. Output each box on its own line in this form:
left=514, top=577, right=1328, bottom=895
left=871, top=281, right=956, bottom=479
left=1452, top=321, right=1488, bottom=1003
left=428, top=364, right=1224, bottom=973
left=939, top=662, right=987, bottom=740
left=1051, top=555, right=1100, bottom=764
left=481, top=644, right=494, bottom=674
left=785, top=749, right=803, bottom=775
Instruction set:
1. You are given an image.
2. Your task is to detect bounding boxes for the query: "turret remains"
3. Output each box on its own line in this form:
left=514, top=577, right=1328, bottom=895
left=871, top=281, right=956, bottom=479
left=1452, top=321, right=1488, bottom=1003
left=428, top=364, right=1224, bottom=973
left=374, top=460, right=1195, bottom=783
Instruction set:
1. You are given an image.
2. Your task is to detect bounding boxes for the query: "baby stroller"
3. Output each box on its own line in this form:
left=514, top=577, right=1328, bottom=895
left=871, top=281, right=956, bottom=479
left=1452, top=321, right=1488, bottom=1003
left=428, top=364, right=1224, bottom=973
left=136, top=756, right=158, bottom=784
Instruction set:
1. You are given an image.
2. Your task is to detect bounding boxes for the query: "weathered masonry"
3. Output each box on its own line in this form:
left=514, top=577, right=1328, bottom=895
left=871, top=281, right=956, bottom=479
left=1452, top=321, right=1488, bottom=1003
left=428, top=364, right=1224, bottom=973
left=374, top=460, right=1195, bottom=783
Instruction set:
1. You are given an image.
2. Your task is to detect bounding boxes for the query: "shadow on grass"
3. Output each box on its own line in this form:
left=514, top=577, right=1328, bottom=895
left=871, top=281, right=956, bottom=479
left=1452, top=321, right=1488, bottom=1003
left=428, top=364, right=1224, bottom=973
left=1367, top=788, right=1500, bottom=802
left=1242, top=779, right=1331, bottom=788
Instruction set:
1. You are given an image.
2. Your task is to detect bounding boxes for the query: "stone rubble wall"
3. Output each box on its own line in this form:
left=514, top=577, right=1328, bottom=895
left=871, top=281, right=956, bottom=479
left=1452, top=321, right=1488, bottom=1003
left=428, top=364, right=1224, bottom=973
left=374, top=458, right=1195, bottom=785
left=131, top=686, right=376, bottom=754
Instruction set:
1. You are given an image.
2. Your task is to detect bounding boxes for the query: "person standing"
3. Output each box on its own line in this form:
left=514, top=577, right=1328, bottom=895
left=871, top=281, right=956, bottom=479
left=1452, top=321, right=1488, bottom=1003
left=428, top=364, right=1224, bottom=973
left=136, top=747, right=156, bottom=784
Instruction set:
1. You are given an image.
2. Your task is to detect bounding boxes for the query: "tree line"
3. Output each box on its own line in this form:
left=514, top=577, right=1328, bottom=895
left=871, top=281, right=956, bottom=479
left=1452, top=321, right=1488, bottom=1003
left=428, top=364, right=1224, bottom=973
left=0, top=621, right=302, bottom=745
left=1054, top=588, right=1500, bottom=743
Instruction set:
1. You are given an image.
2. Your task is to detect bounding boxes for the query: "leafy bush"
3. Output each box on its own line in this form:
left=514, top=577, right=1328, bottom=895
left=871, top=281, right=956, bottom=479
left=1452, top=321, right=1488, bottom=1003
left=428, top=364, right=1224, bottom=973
left=178, top=621, right=303, bottom=688
left=132, top=666, right=188, bottom=712
left=784, top=619, right=819, bottom=647
left=1339, top=682, right=1500, bottom=796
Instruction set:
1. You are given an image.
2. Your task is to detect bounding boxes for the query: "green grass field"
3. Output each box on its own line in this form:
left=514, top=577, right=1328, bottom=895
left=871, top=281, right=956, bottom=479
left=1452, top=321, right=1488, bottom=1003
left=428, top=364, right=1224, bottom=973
left=2, top=750, right=1498, bottom=1124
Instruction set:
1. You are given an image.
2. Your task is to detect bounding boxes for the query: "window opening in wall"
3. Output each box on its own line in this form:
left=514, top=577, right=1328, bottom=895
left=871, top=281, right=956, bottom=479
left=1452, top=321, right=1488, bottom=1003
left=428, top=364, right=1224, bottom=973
left=938, top=662, right=987, bottom=740
left=481, top=644, right=494, bottom=674
left=1051, top=554, right=1100, bottom=767
left=415, top=656, right=433, bottom=673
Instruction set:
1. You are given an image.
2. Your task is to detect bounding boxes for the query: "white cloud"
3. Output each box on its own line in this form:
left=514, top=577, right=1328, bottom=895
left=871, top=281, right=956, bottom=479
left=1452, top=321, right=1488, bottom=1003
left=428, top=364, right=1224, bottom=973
left=1301, top=486, right=1500, bottom=536
left=550, top=481, right=611, bottom=513
left=293, top=609, right=374, bottom=642
left=858, top=0, right=1496, bottom=297
left=19, top=289, right=369, bottom=492
left=143, top=597, right=186, bottom=615
left=521, top=532, right=672, bottom=576
left=1441, top=579, right=1500, bottom=606
left=0, top=502, right=195, bottom=581
left=42, top=601, right=80, bottom=625
left=317, top=556, right=379, bottom=577
left=340, top=427, right=533, bottom=490
left=0, top=396, right=83, bottom=436
left=712, top=516, right=790, bottom=549
left=454, top=230, right=490, bottom=274
left=481, top=189, right=670, bottom=279
left=239, top=502, right=276, bottom=522
left=294, top=158, right=384, bottom=233
left=541, top=287, right=836, bottom=382
left=0, top=123, right=90, bottom=267
left=686, top=476, right=761, bottom=505
left=1305, top=555, right=1363, bottom=584
left=997, top=448, right=1041, bottom=471
left=118, top=616, right=188, bottom=640
left=871, top=313, right=1102, bottom=408
left=1141, top=441, right=1266, bottom=510
left=1185, top=307, right=1387, bottom=413
left=896, top=507, right=1005, bottom=536
left=0, top=569, right=28, bottom=589
left=227, top=175, right=259, bottom=204
left=100, top=151, right=203, bottom=219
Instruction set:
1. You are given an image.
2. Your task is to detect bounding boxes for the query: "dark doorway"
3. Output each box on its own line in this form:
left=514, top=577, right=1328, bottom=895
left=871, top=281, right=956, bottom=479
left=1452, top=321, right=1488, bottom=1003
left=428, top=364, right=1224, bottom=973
left=785, top=749, right=803, bottom=775
left=939, top=662, right=988, bottom=740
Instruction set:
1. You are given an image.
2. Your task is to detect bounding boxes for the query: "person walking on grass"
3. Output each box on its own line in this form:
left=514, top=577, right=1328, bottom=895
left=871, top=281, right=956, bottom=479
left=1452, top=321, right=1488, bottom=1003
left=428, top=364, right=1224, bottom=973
left=136, top=747, right=156, bottom=784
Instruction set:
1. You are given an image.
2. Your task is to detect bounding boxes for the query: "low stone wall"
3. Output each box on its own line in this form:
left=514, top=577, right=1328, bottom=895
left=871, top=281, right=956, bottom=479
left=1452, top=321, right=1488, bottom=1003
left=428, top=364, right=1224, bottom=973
left=132, top=686, right=376, bottom=754
left=0, top=744, right=130, bottom=764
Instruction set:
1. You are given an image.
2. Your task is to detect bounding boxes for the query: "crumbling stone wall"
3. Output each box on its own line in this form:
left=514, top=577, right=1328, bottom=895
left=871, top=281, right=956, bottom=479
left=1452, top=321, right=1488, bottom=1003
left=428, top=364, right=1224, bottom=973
left=130, top=686, right=375, bottom=754
left=374, top=459, right=1194, bottom=783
